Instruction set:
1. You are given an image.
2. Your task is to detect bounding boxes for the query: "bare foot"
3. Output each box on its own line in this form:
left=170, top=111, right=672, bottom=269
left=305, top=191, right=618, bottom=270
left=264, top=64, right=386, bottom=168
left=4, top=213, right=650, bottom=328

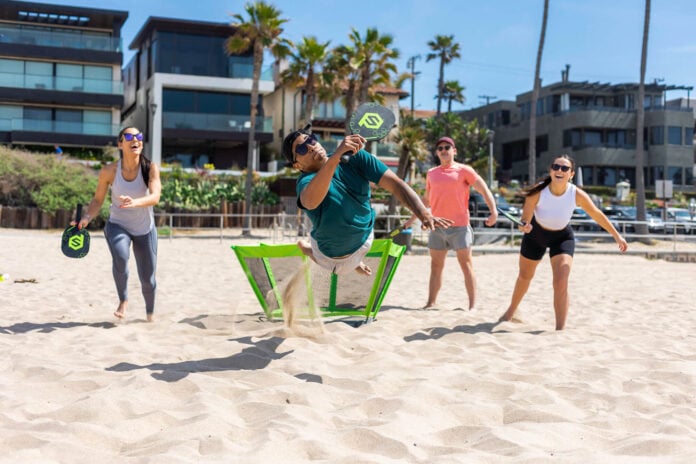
left=355, top=261, right=372, bottom=276
left=146, top=314, right=154, bottom=322
left=498, top=309, right=523, bottom=323
left=114, top=301, right=127, bottom=319
left=423, top=301, right=436, bottom=309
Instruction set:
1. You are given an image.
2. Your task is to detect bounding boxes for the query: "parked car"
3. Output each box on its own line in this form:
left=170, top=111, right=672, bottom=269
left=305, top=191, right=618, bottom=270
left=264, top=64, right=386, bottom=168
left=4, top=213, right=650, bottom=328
left=663, top=208, right=696, bottom=234
left=570, top=208, right=599, bottom=231
left=602, top=206, right=664, bottom=234
left=469, top=191, right=521, bottom=228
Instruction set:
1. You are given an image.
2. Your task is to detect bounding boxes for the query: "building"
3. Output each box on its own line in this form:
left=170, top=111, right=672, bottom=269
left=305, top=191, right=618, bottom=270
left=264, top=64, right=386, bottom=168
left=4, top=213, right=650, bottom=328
left=459, top=78, right=695, bottom=191
left=122, top=17, right=274, bottom=169
left=0, top=1, right=127, bottom=152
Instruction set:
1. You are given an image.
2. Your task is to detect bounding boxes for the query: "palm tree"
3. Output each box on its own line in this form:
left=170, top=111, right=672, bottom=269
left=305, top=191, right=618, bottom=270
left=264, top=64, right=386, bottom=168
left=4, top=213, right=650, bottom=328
left=328, top=28, right=399, bottom=129
left=226, top=1, right=291, bottom=235
left=280, top=36, right=331, bottom=125
left=389, top=112, right=429, bottom=215
left=442, top=80, right=466, bottom=113
left=528, top=0, right=549, bottom=184
left=634, top=0, right=651, bottom=236
left=426, top=35, right=461, bottom=116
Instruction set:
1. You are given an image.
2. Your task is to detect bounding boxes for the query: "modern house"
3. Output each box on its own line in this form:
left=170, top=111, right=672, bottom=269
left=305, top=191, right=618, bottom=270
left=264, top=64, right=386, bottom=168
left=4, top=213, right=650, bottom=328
left=459, top=76, right=695, bottom=191
left=121, top=17, right=274, bottom=169
left=0, top=0, right=127, bottom=151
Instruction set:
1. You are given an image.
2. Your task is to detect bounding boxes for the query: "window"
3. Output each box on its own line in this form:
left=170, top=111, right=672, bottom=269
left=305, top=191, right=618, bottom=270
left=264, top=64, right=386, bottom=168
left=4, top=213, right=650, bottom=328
left=597, top=167, right=616, bottom=186
left=584, top=130, right=602, bottom=147
left=667, top=126, right=682, bottom=145
left=668, top=166, right=683, bottom=185
left=651, top=126, right=664, bottom=145
left=685, top=127, right=694, bottom=146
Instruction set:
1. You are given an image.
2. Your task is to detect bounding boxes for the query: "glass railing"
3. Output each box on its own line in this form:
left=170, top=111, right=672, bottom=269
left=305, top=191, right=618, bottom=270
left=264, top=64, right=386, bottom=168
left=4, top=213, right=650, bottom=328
left=228, top=63, right=273, bottom=81
left=162, top=112, right=273, bottom=133
left=0, top=24, right=122, bottom=52
left=0, top=118, right=119, bottom=136
left=0, top=71, right=123, bottom=94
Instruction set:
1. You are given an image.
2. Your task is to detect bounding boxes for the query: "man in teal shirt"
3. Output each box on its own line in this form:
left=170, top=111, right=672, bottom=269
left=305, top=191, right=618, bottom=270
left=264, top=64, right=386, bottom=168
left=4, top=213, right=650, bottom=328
left=283, top=127, right=451, bottom=275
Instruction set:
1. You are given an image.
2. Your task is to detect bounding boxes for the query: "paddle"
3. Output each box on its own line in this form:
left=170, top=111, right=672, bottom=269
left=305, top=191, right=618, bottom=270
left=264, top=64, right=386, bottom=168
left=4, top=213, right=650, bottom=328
left=340, top=102, right=396, bottom=164
left=496, top=206, right=525, bottom=227
left=61, top=204, right=90, bottom=259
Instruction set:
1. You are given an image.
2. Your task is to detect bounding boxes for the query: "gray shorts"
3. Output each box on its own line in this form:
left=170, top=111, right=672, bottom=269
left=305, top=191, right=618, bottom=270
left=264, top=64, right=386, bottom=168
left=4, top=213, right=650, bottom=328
left=428, top=226, right=473, bottom=250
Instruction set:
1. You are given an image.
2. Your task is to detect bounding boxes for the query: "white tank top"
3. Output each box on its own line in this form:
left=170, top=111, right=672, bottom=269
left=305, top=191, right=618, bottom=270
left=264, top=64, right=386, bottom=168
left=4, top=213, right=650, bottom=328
left=534, top=183, right=576, bottom=230
left=109, top=160, right=154, bottom=236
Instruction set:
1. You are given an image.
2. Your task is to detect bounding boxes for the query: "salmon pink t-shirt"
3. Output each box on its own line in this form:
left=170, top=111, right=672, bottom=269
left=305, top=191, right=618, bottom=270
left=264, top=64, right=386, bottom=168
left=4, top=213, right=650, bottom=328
left=426, top=163, right=477, bottom=227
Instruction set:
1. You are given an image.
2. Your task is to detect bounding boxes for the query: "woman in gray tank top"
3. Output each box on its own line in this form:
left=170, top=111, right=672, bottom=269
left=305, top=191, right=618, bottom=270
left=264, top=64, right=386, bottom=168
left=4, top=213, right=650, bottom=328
left=75, top=127, right=161, bottom=322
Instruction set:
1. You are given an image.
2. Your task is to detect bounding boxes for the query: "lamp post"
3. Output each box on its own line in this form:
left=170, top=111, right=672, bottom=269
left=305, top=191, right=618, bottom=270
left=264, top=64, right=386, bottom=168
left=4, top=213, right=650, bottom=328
left=488, top=130, right=495, bottom=187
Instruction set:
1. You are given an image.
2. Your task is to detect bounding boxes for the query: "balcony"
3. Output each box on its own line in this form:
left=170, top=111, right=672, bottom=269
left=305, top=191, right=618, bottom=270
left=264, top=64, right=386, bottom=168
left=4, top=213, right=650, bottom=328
left=0, top=118, right=119, bottom=137
left=163, top=112, right=272, bottom=133
left=0, top=24, right=122, bottom=52
left=0, top=71, right=123, bottom=95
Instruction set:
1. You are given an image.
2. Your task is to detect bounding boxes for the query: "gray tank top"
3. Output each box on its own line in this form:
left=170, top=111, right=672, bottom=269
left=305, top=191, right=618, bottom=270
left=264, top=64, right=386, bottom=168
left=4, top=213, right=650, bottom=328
left=109, top=160, right=154, bottom=236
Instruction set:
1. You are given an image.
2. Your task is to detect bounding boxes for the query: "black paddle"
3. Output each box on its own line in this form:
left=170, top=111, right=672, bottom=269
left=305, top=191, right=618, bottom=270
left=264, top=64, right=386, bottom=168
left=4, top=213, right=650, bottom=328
left=340, top=102, right=396, bottom=164
left=61, top=204, right=90, bottom=259
left=496, top=206, right=525, bottom=227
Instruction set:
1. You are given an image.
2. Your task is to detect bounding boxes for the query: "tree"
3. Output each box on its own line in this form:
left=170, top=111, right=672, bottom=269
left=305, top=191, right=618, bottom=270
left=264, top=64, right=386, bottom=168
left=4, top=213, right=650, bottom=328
left=426, top=35, right=461, bottom=116
left=280, top=36, right=331, bottom=125
left=388, top=112, right=429, bottom=214
left=327, top=28, right=399, bottom=129
left=226, top=1, right=291, bottom=235
left=528, top=0, right=549, bottom=184
left=634, top=0, right=651, bottom=236
left=441, top=80, right=466, bottom=113
left=424, top=113, right=492, bottom=169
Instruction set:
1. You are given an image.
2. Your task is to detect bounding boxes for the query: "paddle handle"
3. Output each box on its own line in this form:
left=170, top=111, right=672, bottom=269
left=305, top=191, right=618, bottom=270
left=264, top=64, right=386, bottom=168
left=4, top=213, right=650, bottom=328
left=75, top=204, right=83, bottom=223
left=340, top=152, right=352, bottom=164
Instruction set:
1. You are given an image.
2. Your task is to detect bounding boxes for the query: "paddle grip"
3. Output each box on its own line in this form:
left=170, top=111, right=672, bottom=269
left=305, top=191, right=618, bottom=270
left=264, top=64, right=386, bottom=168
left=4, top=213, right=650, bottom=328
left=340, top=151, right=353, bottom=164
left=75, top=204, right=82, bottom=223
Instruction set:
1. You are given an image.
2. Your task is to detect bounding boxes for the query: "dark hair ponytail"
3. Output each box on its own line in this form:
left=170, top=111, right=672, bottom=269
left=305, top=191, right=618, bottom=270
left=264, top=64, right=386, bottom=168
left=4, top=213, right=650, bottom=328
left=521, top=154, right=576, bottom=197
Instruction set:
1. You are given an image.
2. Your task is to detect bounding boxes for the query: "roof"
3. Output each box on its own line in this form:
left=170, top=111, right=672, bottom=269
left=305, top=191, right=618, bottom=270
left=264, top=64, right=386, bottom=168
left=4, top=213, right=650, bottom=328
left=130, top=17, right=237, bottom=50
left=0, top=0, right=128, bottom=31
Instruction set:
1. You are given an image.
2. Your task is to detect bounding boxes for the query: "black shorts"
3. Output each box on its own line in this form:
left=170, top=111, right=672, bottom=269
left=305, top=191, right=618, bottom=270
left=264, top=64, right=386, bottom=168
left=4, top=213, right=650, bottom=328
left=520, top=217, right=575, bottom=261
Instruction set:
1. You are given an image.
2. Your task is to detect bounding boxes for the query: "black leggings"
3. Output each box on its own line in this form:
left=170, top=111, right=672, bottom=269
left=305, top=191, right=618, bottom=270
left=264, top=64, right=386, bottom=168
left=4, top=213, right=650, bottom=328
left=520, top=217, right=575, bottom=261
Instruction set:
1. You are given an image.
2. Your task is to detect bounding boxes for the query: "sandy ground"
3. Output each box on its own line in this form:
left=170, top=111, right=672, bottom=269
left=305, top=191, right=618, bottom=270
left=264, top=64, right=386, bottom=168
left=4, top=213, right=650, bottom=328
left=1, top=228, right=695, bottom=463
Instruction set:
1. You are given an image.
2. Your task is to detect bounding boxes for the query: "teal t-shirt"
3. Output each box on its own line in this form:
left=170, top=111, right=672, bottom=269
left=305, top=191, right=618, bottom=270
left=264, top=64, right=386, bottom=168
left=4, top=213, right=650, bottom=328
left=297, top=149, right=388, bottom=257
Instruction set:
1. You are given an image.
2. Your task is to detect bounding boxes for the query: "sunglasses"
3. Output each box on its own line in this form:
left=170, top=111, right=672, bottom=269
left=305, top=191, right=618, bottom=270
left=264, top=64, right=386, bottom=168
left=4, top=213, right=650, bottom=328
left=551, top=163, right=571, bottom=172
left=436, top=145, right=452, bottom=151
left=293, top=133, right=317, bottom=162
left=122, top=132, right=143, bottom=142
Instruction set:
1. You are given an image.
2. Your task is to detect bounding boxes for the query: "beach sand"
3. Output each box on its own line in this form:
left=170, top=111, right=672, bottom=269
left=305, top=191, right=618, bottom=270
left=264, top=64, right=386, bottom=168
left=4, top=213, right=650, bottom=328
left=1, top=229, right=696, bottom=463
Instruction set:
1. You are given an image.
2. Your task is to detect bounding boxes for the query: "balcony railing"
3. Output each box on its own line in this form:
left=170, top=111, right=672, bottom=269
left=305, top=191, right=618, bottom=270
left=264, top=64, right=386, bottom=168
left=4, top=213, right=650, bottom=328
left=0, top=118, right=119, bottom=136
left=162, top=112, right=272, bottom=133
left=0, top=24, right=122, bottom=52
left=0, top=71, right=123, bottom=94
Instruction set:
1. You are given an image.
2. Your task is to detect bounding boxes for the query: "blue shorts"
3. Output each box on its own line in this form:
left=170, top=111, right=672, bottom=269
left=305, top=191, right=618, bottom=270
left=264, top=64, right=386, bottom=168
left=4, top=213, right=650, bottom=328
left=428, top=226, right=473, bottom=251
left=520, top=217, right=575, bottom=261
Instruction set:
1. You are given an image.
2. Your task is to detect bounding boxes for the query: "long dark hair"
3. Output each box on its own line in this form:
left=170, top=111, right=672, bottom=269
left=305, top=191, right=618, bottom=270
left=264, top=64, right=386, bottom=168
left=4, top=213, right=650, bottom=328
left=522, top=154, right=575, bottom=197
left=118, top=126, right=151, bottom=186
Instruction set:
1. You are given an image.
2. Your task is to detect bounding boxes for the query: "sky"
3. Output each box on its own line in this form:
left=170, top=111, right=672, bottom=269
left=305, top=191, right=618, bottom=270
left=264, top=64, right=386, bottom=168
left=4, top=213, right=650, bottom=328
left=23, top=0, right=696, bottom=111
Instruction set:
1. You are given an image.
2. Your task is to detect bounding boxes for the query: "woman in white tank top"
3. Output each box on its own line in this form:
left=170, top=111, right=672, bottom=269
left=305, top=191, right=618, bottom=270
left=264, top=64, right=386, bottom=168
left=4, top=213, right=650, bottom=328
left=74, top=127, right=162, bottom=322
left=498, top=155, right=628, bottom=330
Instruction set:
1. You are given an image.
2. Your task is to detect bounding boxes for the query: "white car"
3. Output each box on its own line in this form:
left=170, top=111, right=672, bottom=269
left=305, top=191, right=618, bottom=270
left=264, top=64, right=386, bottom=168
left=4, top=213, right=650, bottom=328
left=664, top=208, right=696, bottom=234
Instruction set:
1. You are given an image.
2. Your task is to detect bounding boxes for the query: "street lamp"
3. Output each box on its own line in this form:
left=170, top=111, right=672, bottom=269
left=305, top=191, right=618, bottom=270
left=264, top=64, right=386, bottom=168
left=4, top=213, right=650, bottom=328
left=488, top=130, right=495, bottom=187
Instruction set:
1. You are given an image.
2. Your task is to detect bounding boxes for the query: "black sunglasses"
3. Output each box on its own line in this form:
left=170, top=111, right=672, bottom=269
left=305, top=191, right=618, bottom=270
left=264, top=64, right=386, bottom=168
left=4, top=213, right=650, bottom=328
left=122, top=133, right=143, bottom=142
left=551, top=163, right=571, bottom=172
left=436, top=145, right=452, bottom=151
left=293, top=133, right=317, bottom=162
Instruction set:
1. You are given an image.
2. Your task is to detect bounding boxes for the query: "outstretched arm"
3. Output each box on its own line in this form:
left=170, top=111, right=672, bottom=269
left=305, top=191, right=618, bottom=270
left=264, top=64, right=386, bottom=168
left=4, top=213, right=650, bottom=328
left=576, top=188, right=628, bottom=252
left=76, top=163, right=115, bottom=229
left=378, top=170, right=452, bottom=230
left=471, top=176, right=498, bottom=227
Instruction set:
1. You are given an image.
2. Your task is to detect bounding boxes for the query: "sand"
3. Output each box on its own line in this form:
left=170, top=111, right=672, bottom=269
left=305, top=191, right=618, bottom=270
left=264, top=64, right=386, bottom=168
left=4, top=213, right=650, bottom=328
left=1, top=228, right=696, bottom=463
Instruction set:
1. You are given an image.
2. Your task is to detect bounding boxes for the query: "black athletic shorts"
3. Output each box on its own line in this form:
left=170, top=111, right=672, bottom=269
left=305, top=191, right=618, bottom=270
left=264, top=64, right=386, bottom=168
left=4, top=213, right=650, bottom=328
left=520, top=216, right=575, bottom=261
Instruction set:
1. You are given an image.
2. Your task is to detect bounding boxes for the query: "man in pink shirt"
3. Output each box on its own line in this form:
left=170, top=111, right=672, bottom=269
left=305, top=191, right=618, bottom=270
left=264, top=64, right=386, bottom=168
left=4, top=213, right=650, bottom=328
left=408, top=136, right=498, bottom=310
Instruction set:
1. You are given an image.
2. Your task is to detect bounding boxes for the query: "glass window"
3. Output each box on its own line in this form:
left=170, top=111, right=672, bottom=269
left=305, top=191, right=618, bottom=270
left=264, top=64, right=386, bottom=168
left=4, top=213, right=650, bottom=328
left=163, top=89, right=195, bottom=112
left=580, top=166, right=593, bottom=186
left=563, top=129, right=572, bottom=147
left=685, top=127, right=694, bottom=146
left=643, top=95, right=651, bottom=108
left=651, top=126, right=664, bottom=145
left=25, top=61, right=52, bottom=89
left=667, top=126, right=682, bottom=145
left=668, top=166, right=683, bottom=185
left=199, top=92, right=228, bottom=114
left=597, top=167, right=616, bottom=186
left=584, top=130, right=602, bottom=146
left=84, top=110, right=112, bottom=135
left=55, top=108, right=81, bottom=133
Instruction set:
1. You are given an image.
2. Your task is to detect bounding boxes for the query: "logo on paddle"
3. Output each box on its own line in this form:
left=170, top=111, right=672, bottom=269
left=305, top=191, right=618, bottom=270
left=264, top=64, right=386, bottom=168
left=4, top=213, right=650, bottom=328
left=68, top=233, right=85, bottom=251
left=358, top=112, right=384, bottom=130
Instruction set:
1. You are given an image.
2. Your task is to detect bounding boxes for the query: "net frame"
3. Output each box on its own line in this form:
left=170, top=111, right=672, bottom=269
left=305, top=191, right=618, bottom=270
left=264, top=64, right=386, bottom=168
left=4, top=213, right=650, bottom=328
left=231, top=239, right=406, bottom=323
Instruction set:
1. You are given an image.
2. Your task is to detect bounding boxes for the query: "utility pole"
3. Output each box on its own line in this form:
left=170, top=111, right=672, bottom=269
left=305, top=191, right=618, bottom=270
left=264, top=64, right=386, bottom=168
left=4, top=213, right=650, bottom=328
left=407, top=55, right=421, bottom=116
left=478, top=94, right=497, bottom=105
